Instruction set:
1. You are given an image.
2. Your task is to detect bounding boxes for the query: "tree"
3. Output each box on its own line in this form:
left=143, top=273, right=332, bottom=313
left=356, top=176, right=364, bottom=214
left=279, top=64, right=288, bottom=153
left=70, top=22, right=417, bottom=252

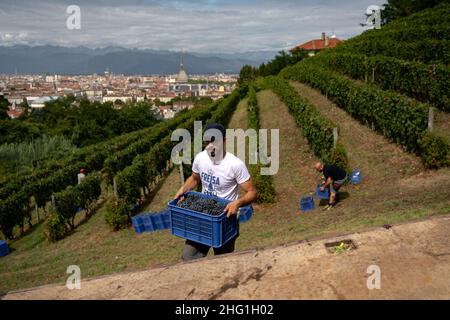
left=0, top=95, right=10, bottom=120
left=18, top=97, right=30, bottom=117
left=257, top=50, right=308, bottom=77
left=238, top=65, right=259, bottom=85
left=153, top=98, right=162, bottom=107
left=381, top=0, right=449, bottom=24
left=0, top=119, right=42, bottom=145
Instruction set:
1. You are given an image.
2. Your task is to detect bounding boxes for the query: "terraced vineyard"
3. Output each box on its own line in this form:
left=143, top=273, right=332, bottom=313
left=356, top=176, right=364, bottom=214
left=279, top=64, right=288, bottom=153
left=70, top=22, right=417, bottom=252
left=284, top=3, right=450, bottom=169
left=1, top=2, right=450, bottom=295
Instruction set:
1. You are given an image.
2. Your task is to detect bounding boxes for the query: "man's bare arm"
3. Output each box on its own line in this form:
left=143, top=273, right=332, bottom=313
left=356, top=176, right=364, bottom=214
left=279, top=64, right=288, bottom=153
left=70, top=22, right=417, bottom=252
left=174, top=172, right=201, bottom=199
left=224, top=179, right=257, bottom=217
left=322, top=177, right=332, bottom=190
left=236, top=179, right=257, bottom=207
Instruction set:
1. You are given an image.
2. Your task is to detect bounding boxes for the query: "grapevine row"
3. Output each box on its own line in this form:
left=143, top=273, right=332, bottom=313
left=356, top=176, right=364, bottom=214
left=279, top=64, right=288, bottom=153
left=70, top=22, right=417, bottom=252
left=280, top=60, right=449, bottom=168
left=246, top=85, right=276, bottom=204
left=107, top=88, right=246, bottom=230
left=261, top=76, right=349, bottom=170
left=0, top=105, right=219, bottom=239
left=314, top=51, right=450, bottom=111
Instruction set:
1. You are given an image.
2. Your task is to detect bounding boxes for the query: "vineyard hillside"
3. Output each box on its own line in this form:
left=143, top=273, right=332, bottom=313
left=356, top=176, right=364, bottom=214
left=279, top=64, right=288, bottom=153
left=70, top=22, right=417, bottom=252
left=1, top=3, right=449, bottom=296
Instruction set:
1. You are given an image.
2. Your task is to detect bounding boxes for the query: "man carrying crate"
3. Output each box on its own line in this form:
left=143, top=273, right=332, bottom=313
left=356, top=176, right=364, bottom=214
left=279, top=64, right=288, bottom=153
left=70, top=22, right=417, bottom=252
left=174, top=123, right=257, bottom=261
left=314, top=162, right=347, bottom=211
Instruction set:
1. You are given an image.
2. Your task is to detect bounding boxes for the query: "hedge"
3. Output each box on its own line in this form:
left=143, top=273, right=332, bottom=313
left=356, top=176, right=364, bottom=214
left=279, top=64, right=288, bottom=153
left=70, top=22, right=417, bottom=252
left=334, top=4, right=450, bottom=64
left=262, top=76, right=348, bottom=169
left=0, top=108, right=206, bottom=202
left=339, top=38, right=450, bottom=65
left=418, top=132, right=450, bottom=169
left=246, top=85, right=276, bottom=204
left=44, top=172, right=102, bottom=242
left=280, top=60, right=449, bottom=168
left=0, top=106, right=212, bottom=240
left=315, top=51, right=450, bottom=111
left=106, top=88, right=246, bottom=230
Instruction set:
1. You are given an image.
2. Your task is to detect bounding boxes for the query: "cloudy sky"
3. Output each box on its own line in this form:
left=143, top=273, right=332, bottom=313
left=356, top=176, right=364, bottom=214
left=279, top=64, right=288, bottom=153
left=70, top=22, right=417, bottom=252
left=0, top=0, right=386, bottom=53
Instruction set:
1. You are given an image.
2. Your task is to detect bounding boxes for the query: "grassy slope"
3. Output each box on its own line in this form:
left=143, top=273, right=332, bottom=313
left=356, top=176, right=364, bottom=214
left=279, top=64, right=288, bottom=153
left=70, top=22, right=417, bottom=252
left=238, top=88, right=450, bottom=252
left=1, top=91, right=449, bottom=293
left=0, top=203, right=184, bottom=293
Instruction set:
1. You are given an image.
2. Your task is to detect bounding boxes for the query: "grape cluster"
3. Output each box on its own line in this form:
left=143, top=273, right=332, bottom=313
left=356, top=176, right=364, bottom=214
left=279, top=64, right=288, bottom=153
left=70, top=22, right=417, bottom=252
left=177, top=193, right=227, bottom=216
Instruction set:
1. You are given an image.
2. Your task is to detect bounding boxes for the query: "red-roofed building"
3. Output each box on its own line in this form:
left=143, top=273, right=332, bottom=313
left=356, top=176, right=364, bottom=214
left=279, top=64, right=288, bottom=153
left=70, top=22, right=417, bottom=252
left=291, top=32, right=343, bottom=56
left=7, top=109, right=24, bottom=119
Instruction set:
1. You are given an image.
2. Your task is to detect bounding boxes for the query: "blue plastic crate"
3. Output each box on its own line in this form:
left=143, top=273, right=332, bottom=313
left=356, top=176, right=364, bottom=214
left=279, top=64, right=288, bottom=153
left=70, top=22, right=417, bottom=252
left=316, top=184, right=330, bottom=199
left=168, top=191, right=252, bottom=248
left=300, top=196, right=314, bottom=212
left=0, top=240, right=9, bottom=257
left=131, top=215, right=144, bottom=226
left=238, top=206, right=253, bottom=223
left=145, top=214, right=170, bottom=232
left=133, top=224, right=146, bottom=234
left=131, top=215, right=144, bottom=234
left=350, top=169, right=362, bottom=185
left=132, top=210, right=171, bottom=234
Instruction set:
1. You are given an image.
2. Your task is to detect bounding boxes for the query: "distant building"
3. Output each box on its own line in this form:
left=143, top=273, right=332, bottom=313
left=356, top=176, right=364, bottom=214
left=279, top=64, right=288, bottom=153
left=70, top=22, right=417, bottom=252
left=177, top=54, right=189, bottom=83
left=102, top=95, right=134, bottom=104
left=158, top=106, right=177, bottom=119
left=7, top=108, right=24, bottom=119
left=173, top=101, right=195, bottom=111
left=291, top=32, right=343, bottom=56
left=168, top=51, right=208, bottom=96
left=30, top=96, right=59, bottom=108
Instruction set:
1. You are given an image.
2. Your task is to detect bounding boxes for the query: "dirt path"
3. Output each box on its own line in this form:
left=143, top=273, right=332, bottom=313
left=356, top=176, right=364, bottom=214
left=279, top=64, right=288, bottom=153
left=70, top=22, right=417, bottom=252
left=141, top=168, right=181, bottom=213
left=227, top=97, right=249, bottom=161
left=228, top=98, right=248, bottom=131
left=5, top=214, right=450, bottom=300
left=257, top=90, right=320, bottom=213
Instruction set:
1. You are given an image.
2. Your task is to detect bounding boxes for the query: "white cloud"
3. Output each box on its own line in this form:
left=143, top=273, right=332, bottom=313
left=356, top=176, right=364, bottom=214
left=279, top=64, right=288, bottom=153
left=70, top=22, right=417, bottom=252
left=0, top=0, right=386, bottom=52
left=0, top=32, right=29, bottom=43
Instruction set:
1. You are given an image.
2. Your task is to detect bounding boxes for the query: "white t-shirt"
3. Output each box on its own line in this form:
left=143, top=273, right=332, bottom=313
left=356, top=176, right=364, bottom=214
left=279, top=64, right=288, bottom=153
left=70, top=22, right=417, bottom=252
left=77, top=173, right=86, bottom=185
left=192, top=151, right=250, bottom=201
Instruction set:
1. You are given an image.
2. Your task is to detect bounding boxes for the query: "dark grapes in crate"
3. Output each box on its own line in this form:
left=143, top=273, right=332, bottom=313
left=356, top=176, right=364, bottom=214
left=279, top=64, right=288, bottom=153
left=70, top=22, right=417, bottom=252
left=176, top=193, right=227, bottom=216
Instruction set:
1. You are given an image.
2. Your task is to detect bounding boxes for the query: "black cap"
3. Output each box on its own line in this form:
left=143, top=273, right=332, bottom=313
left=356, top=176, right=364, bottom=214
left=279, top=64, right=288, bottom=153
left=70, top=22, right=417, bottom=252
left=204, top=123, right=226, bottom=142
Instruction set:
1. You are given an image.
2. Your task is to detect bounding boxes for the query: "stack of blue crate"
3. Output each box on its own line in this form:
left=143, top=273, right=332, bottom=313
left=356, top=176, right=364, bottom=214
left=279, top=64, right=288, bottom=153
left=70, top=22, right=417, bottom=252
left=131, top=210, right=171, bottom=234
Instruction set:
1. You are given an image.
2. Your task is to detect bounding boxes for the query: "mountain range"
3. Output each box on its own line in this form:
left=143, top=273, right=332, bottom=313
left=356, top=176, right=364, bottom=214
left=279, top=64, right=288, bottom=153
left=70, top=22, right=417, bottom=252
left=0, top=45, right=278, bottom=75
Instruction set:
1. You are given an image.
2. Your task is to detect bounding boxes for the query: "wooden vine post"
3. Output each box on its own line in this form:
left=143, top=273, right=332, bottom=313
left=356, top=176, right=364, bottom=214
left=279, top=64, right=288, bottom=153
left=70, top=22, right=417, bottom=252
left=333, top=128, right=339, bottom=148
left=428, top=107, right=435, bottom=132
left=113, top=177, right=118, bottom=199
